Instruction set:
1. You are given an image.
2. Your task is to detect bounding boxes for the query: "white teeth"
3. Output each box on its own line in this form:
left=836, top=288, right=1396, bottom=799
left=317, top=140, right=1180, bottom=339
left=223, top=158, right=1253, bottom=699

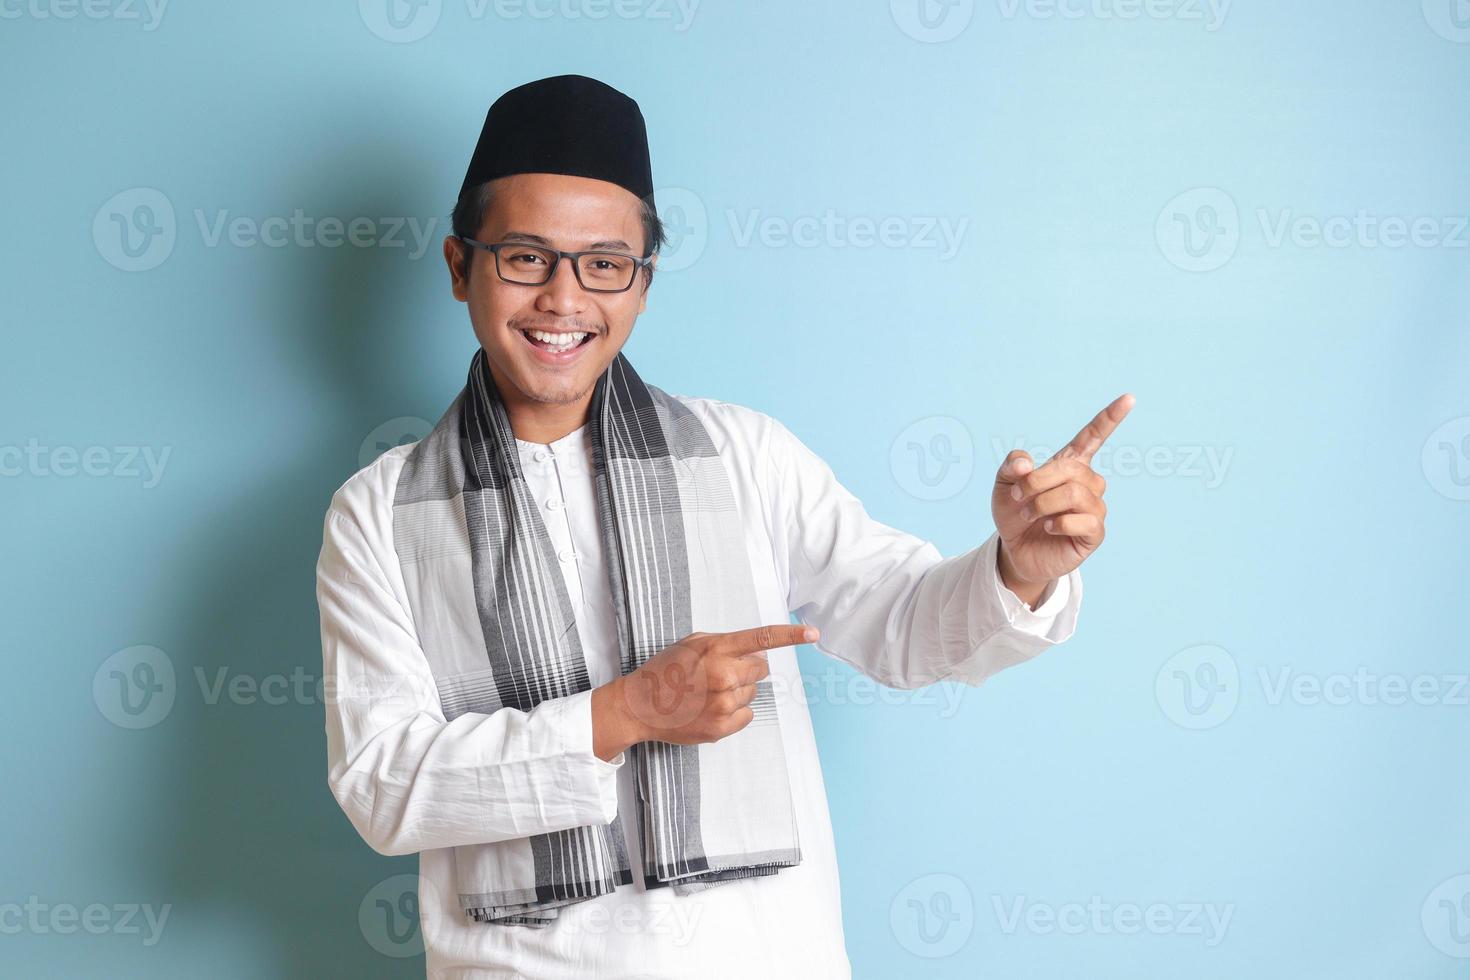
left=527, top=329, right=588, bottom=350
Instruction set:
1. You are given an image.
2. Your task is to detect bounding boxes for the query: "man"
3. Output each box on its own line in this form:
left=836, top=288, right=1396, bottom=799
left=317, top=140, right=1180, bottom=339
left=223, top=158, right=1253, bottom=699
left=316, top=74, right=1132, bottom=979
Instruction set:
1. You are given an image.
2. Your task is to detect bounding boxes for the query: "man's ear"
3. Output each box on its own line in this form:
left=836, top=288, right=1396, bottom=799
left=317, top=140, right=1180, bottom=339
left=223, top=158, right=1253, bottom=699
left=444, top=236, right=469, bottom=302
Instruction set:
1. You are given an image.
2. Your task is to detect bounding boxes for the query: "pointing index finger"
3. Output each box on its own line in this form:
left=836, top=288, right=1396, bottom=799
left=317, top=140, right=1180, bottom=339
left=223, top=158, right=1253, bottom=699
left=716, top=624, right=819, bottom=657
left=1059, top=393, right=1136, bottom=464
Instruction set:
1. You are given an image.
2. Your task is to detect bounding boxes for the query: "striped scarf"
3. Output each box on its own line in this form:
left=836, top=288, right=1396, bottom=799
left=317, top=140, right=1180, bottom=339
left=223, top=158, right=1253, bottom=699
left=391, top=348, right=801, bottom=925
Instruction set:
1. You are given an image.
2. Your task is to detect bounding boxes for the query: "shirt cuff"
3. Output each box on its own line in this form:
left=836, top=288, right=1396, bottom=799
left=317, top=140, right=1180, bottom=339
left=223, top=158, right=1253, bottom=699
left=976, top=531, right=1081, bottom=646
left=547, top=689, right=625, bottom=826
left=944, top=533, right=1085, bottom=687
left=992, top=549, right=1073, bottom=633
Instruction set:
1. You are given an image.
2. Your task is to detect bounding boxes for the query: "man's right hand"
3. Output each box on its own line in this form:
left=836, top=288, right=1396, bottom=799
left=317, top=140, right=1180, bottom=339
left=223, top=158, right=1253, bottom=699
left=590, top=624, right=818, bottom=761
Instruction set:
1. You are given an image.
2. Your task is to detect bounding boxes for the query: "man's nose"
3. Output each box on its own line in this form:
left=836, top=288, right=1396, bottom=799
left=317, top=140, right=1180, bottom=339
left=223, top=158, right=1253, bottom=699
left=533, top=256, right=587, bottom=316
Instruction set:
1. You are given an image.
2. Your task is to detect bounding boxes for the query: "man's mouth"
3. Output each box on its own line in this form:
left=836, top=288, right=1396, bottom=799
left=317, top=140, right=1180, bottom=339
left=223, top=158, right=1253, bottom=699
left=516, top=327, right=598, bottom=359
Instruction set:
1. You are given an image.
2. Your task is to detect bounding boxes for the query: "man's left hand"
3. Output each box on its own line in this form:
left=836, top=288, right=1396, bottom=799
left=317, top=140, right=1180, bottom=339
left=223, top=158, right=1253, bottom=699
left=991, top=393, right=1135, bottom=608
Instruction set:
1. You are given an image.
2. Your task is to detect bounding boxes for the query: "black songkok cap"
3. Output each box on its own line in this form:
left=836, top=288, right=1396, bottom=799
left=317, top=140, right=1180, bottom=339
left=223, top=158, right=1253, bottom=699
left=458, top=74, right=654, bottom=213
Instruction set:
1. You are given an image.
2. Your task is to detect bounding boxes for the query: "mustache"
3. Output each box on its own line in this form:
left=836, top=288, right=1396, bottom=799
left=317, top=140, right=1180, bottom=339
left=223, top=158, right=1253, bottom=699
left=507, top=314, right=603, bottom=335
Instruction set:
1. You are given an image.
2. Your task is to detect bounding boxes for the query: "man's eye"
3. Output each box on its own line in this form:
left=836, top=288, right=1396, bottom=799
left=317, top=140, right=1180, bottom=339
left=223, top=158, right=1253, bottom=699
left=509, top=252, right=546, bottom=265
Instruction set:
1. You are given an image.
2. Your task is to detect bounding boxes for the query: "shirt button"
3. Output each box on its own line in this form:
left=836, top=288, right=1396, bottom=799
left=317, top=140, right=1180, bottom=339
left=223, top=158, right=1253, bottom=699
left=545, top=497, right=562, bottom=511
left=533, top=449, right=552, bottom=463
left=558, top=549, right=576, bottom=563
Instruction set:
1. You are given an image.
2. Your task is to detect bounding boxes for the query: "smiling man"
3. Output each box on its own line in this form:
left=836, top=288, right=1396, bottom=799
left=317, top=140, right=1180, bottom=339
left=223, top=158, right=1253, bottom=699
left=316, top=74, right=1133, bottom=979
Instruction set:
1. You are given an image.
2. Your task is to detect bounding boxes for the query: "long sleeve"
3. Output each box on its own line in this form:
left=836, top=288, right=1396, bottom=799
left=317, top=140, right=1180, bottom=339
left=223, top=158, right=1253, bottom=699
left=316, top=503, right=624, bottom=857
left=768, top=418, right=1083, bottom=690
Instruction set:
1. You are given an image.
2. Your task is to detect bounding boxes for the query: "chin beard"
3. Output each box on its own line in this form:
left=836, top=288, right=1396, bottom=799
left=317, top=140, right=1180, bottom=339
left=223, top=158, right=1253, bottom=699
left=521, top=380, right=594, bottom=405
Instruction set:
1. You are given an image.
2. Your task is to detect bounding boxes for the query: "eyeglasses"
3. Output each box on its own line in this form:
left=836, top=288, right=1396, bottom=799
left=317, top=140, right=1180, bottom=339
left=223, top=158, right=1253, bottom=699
left=457, top=236, right=652, bottom=293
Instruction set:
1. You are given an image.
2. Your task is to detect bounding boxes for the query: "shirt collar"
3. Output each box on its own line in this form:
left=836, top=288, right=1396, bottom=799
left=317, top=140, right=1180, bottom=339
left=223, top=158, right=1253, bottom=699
left=515, top=423, right=590, bottom=465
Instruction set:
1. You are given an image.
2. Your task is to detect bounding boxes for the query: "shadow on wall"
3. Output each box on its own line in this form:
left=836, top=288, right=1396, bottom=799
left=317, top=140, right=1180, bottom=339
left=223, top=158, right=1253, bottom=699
left=149, top=103, right=471, bottom=977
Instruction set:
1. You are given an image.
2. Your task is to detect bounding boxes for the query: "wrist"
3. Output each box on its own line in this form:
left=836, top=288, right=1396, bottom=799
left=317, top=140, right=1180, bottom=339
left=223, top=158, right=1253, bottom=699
left=590, top=677, right=643, bottom=761
left=996, top=538, right=1049, bottom=610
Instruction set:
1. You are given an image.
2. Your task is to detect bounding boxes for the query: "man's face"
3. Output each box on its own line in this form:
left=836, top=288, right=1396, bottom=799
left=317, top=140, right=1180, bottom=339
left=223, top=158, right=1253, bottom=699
left=444, top=172, right=650, bottom=411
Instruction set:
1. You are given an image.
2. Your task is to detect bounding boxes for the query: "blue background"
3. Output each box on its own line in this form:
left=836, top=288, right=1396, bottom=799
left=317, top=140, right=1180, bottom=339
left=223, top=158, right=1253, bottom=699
left=4, top=0, right=1468, bottom=976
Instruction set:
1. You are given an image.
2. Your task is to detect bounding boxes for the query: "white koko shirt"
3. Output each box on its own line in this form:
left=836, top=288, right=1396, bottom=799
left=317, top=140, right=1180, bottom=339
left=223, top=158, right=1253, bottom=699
left=316, top=393, right=1083, bottom=980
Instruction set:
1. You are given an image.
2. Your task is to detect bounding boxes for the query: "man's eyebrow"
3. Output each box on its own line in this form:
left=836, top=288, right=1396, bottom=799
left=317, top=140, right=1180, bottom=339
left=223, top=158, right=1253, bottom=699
left=500, top=231, right=635, bottom=251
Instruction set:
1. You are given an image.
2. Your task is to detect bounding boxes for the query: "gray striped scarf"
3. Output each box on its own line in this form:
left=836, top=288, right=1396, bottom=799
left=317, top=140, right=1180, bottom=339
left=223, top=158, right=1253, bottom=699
left=391, top=348, right=801, bottom=925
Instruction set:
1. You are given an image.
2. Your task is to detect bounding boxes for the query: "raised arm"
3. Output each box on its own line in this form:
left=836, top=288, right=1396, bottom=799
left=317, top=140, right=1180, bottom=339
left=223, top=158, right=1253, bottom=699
left=767, top=417, right=1084, bottom=691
